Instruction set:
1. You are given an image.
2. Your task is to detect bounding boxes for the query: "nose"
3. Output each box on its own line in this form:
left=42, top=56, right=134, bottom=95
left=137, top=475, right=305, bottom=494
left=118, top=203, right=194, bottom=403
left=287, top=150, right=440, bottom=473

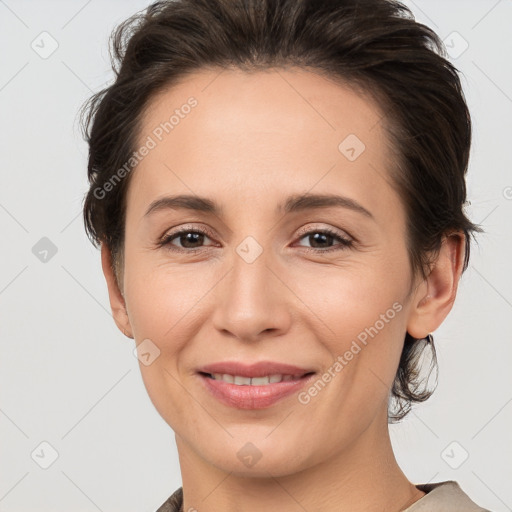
left=211, top=246, right=293, bottom=342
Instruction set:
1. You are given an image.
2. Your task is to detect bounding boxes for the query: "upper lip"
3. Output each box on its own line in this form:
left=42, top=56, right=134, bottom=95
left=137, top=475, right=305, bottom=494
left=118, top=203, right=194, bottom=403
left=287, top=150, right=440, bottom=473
left=197, top=361, right=316, bottom=378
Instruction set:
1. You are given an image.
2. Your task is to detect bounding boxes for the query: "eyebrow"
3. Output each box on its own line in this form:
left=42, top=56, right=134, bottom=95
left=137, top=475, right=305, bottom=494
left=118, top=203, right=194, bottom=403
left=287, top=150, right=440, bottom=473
left=144, top=193, right=374, bottom=219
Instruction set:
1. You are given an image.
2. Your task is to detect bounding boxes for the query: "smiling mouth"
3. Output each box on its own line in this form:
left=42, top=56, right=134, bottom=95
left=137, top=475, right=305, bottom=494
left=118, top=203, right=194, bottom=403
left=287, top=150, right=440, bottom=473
left=198, top=371, right=315, bottom=386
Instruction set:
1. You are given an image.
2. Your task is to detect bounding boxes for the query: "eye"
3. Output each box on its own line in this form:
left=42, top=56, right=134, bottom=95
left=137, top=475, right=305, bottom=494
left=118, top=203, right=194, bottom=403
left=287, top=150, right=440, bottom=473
left=157, top=225, right=354, bottom=254
left=158, top=227, right=216, bottom=252
left=295, top=227, right=353, bottom=253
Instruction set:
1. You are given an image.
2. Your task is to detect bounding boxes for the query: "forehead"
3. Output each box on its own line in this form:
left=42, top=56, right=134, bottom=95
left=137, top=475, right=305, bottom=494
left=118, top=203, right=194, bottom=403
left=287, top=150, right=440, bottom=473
left=128, top=67, right=398, bottom=221
left=138, top=66, right=387, bottom=147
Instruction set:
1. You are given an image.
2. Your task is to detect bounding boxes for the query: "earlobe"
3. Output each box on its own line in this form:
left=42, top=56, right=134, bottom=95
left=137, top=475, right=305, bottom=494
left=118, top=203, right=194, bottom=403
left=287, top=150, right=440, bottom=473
left=100, top=244, right=134, bottom=339
left=407, top=233, right=466, bottom=339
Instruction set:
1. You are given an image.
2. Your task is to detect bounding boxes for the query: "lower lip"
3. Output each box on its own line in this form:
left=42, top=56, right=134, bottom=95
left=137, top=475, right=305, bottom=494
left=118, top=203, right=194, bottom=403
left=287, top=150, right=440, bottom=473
left=198, top=373, right=316, bottom=409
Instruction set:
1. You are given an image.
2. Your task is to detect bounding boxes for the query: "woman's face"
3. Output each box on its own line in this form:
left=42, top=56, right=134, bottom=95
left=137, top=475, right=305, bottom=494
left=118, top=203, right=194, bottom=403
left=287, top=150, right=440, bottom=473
left=115, top=67, right=428, bottom=476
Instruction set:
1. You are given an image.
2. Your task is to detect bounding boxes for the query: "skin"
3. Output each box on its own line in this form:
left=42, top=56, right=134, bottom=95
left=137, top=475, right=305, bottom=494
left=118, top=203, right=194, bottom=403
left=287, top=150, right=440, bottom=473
left=101, top=67, right=465, bottom=512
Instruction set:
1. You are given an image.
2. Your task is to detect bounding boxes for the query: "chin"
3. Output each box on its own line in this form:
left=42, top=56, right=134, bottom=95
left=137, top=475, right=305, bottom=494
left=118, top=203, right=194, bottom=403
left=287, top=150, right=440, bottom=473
left=195, top=435, right=317, bottom=478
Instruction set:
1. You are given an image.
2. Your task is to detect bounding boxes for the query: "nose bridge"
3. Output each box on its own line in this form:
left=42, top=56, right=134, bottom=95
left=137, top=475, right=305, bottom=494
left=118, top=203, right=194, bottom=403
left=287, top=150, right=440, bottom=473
left=229, top=237, right=274, bottom=313
left=211, top=234, right=290, bottom=340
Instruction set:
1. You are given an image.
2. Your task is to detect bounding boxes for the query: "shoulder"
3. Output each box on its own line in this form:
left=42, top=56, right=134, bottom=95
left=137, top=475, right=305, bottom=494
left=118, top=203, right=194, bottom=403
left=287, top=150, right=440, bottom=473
left=405, top=480, right=492, bottom=511
left=155, top=482, right=493, bottom=512
left=155, top=486, right=183, bottom=512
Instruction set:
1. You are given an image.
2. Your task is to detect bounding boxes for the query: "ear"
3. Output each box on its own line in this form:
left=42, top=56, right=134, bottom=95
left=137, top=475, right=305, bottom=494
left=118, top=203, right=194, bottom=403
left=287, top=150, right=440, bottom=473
left=407, top=232, right=466, bottom=339
left=101, top=244, right=134, bottom=339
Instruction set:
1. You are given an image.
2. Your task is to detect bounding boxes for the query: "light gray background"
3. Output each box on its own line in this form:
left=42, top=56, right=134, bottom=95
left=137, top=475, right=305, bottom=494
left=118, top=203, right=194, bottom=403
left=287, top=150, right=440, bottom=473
left=0, top=1, right=511, bottom=511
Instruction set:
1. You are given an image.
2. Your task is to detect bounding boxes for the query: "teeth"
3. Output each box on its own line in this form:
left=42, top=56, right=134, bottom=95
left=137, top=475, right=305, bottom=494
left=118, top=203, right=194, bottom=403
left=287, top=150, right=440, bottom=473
left=234, top=375, right=251, bottom=385
left=210, top=373, right=302, bottom=385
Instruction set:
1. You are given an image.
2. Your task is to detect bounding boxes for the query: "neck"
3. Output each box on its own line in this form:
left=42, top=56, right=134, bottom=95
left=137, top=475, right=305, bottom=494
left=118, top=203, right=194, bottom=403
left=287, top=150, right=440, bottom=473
left=175, top=408, right=424, bottom=512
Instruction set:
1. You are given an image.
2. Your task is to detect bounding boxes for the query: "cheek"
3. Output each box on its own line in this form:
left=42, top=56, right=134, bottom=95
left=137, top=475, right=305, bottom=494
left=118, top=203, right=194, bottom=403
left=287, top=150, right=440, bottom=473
left=298, top=285, right=406, bottom=442
left=123, top=253, right=214, bottom=341
left=293, top=256, right=410, bottom=397
left=292, top=251, right=410, bottom=334
left=123, top=262, right=208, bottom=422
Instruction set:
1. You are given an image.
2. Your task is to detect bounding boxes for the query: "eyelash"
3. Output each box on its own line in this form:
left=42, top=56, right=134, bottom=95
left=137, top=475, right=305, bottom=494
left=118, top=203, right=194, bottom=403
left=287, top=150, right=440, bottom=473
left=158, top=226, right=354, bottom=254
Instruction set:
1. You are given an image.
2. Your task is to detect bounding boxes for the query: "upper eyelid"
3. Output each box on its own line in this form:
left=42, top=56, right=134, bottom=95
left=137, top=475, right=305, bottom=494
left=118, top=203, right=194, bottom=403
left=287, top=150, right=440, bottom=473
left=160, top=224, right=353, bottom=247
left=295, top=224, right=352, bottom=240
left=159, top=226, right=214, bottom=244
left=161, top=223, right=350, bottom=237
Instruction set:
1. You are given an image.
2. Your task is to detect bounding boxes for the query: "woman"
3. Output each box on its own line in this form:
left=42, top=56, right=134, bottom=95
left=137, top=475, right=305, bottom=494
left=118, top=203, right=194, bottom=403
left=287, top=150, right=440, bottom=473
left=80, top=0, right=488, bottom=510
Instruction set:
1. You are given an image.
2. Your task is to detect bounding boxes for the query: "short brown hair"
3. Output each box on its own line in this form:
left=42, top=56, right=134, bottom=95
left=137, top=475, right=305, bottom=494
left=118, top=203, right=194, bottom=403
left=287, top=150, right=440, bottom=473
left=80, top=0, right=481, bottom=421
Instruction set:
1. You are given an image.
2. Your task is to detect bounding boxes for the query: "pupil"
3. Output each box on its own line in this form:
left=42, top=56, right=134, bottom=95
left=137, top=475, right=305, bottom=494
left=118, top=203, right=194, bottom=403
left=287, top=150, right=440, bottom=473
left=311, top=233, right=331, bottom=248
left=182, top=232, right=203, bottom=248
